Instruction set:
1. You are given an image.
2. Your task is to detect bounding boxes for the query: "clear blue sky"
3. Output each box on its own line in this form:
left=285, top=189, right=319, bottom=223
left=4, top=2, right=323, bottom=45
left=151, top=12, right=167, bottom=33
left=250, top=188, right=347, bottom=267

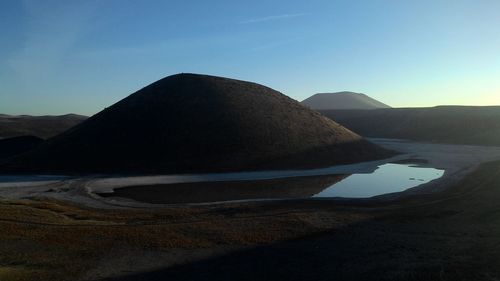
left=1, top=0, right=500, bottom=115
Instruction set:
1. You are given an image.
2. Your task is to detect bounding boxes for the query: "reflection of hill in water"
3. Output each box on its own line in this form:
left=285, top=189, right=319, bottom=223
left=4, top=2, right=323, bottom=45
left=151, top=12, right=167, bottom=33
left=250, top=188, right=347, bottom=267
left=99, top=175, right=347, bottom=204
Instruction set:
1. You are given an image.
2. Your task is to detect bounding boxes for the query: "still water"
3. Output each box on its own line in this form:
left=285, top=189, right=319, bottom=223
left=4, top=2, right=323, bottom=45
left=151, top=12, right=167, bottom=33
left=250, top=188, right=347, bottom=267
left=0, top=163, right=445, bottom=203
left=313, top=163, right=444, bottom=198
left=99, top=163, right=445, bottom=204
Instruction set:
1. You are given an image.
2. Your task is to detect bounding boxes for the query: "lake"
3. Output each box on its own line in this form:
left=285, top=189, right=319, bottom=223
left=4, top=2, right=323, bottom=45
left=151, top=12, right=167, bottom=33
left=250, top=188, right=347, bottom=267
left=98, top=162, right=444, bottom=204
left=313, top=163, right=444, bottom=198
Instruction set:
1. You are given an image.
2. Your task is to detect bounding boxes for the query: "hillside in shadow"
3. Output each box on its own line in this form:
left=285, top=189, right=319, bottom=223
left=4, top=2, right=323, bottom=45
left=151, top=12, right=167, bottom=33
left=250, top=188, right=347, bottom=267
left=2, top=74, right=391, bottom=174
left=321, top=106, right=500, bottom=146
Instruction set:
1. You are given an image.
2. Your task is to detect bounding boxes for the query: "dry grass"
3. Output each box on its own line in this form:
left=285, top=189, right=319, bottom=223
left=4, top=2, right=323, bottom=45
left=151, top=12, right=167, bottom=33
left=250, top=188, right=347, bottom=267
left=0, top=197, right=367, bottom=281
left=3, top=160, right=500, bottom=280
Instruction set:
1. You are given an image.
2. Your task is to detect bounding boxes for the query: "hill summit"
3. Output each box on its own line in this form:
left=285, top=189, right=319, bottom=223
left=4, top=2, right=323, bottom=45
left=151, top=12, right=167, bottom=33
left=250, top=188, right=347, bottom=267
left=302, top=91, right=390, bottom=110
left=2, top=74, right=390, bottom=174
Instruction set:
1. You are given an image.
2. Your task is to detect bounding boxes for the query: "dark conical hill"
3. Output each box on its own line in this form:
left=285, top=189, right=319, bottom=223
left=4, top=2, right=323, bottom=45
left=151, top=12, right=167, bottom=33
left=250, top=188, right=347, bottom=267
left=0, top=135, right=44, bottom=159
left=2, top=74, right=391, bottom=174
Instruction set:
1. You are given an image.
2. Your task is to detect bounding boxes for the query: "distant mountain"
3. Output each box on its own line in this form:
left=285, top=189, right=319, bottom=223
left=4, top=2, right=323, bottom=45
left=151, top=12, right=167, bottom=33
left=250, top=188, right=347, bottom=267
left=320, top=106, right=500, bottom=146
left=302, top=92, right=391, bottom=110
left=1, top=73, right=391, bottom=174
left=0, top=114, right=87, bottom=139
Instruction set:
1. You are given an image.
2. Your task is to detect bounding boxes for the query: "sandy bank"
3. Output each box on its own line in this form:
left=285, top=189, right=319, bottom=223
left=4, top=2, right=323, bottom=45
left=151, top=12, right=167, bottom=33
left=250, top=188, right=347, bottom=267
left=1, top=139, right=500, bottom=208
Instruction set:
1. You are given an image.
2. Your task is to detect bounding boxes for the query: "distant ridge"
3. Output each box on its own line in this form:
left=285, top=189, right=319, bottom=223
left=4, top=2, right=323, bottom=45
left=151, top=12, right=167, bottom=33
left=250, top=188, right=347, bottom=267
left=320, top=106, right=500, bottom=146
left=302, top=91, right=390, bottom=110
left=0, top=114, right=87, bottom=139
left=1, top=73, right=391, bottom=174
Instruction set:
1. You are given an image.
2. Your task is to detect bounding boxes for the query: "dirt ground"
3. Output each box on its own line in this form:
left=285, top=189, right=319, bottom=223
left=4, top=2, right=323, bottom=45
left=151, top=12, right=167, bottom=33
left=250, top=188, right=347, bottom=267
left=2, top=140, right=500, bottom=280
left=1, top=159, right=500, bottom=280
left=3, top=139, right=500, bottom=209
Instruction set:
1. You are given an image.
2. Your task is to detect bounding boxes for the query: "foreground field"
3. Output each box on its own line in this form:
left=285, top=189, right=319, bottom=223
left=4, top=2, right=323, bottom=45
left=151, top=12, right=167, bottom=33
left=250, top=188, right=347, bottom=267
left=2, top=159, right=500, bottom=280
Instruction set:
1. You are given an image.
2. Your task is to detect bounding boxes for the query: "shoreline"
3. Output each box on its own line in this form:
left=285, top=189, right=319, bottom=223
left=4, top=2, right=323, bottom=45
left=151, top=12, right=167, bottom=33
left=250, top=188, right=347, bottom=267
left=2, top=145, right=500, bottom=280
left=1, top=139, right=500, bottom=208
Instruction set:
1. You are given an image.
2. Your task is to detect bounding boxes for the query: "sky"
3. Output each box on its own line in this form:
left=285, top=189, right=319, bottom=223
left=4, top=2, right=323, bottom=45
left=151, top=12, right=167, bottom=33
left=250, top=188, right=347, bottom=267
left=1, top=0, right=500, bottom=115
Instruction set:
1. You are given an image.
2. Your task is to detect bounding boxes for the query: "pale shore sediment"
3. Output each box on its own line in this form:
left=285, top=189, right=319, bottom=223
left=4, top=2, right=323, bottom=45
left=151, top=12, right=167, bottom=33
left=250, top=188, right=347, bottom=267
left=1, top=139, right=500, bottom=208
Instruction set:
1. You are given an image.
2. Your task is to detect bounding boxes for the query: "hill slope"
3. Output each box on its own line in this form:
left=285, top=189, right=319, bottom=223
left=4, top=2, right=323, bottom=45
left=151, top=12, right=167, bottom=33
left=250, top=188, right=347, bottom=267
left=0, top=135, right=44, bottom=159
left=2, top=74, right=390, bottom=174
left=0, top=114, right=87, bottom=139
left=320, top=106, right=500, bottom=146
left=301, top=92, right=390, bottom=110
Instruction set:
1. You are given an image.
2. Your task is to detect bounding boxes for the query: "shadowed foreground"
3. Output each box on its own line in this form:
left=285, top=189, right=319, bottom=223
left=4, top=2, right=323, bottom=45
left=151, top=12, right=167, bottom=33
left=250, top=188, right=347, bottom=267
left=1, top=160, right=500, bottom=280
left=100, top=161, right=500, bottom=281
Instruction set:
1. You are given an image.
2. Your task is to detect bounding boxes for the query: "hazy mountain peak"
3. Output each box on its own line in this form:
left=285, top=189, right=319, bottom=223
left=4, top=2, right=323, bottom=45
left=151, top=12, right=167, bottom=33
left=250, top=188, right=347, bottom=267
left=302, top=92, right=391, bottom=110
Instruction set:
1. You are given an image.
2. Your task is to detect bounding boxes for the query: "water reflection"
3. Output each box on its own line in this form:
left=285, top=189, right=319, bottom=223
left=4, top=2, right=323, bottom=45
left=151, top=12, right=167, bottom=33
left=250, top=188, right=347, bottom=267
left=313, top=163, right=444, bottom=198
left=99, top=163, right=444, bottom=204
left=99, top=174, right=347, bottom=204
